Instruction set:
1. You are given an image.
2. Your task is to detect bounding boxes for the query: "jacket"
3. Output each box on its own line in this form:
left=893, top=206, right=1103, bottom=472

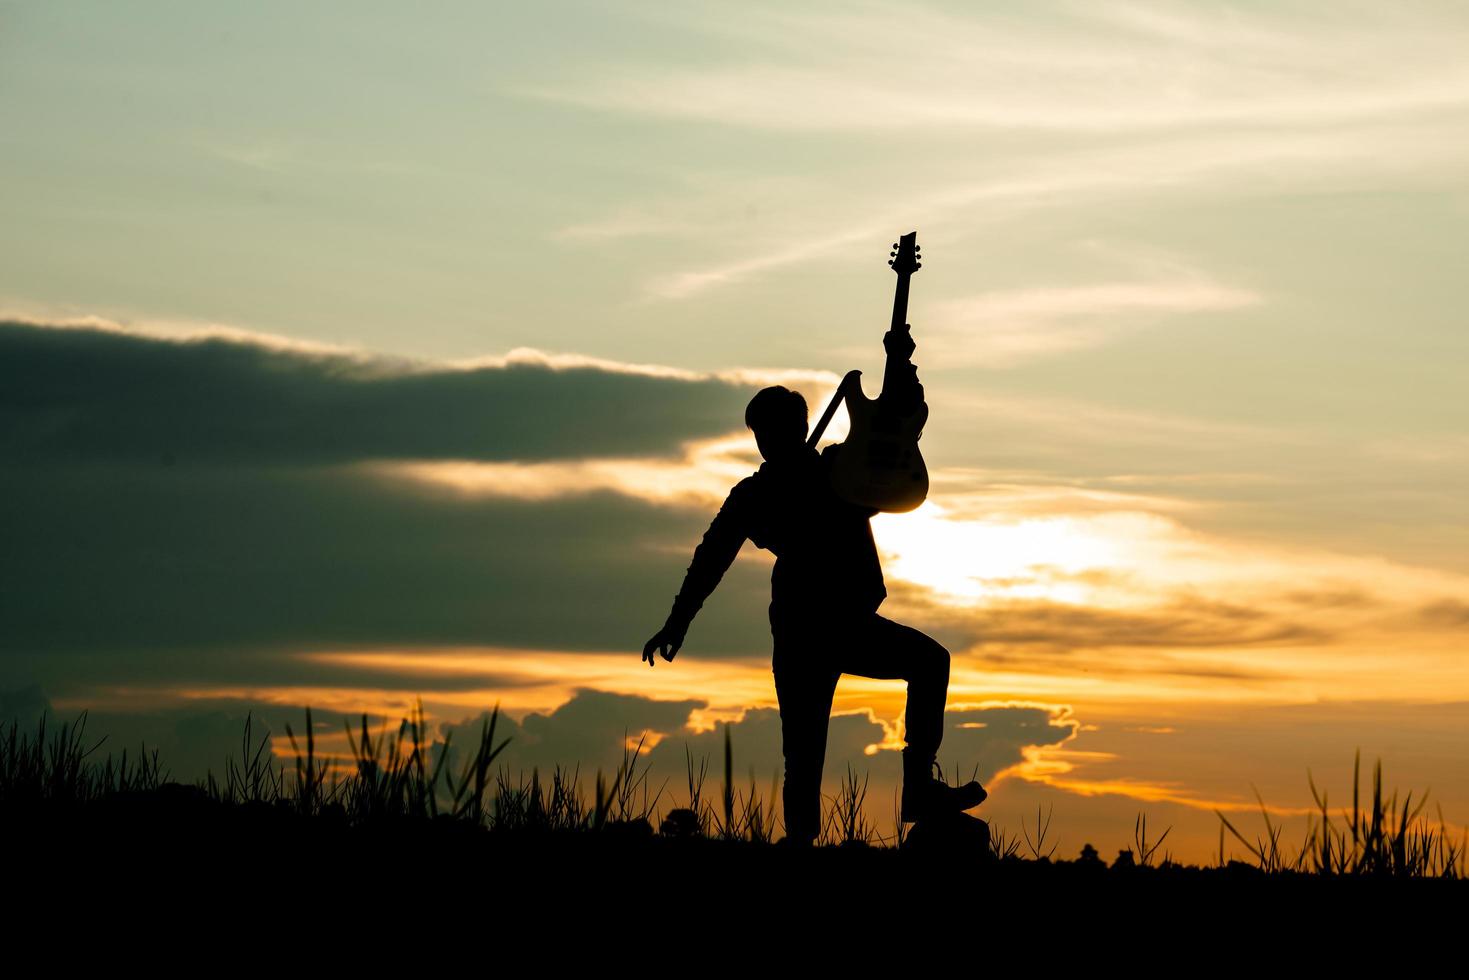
left=663, top=441, right=887, bottom=635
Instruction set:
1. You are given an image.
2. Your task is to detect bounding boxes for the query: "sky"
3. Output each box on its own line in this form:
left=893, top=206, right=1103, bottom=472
left=3, top=0, right=1468, bottom=862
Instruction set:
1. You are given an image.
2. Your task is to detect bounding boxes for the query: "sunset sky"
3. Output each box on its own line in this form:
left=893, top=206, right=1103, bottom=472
left=3, top=1, right=1467, bottom=862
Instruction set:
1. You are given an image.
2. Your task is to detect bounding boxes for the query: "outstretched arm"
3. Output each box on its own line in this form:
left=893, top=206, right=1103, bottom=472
left=642, top=484, right=750, bottom=666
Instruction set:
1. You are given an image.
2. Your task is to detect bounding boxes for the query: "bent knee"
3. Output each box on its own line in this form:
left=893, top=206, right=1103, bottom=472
left=925, top=638, right=950, bottom=678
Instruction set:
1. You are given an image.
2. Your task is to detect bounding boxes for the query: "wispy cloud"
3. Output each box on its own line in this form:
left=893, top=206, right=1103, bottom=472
left=933, top=390, right=1290, bottom=450
left=525, top=2, right=1469, bottom=302
left=994, top=743, right=1316, bottom=815
left=373, top=431, right=766, bottom=508
left=194, top=140, right=295, bottom=174
left=606, top=122, right=1467, bottom=300
left=522, top=1, right=1469, bottom=133
left=897, top=252, right=1260, bottom=366
left=0, top=312, right=836, bottom=388
left=0, top=309, right=370, bottom=360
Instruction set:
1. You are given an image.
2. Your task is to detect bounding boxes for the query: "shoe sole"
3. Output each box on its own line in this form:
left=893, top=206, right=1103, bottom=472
left=901, top=786, right=988, bottom=823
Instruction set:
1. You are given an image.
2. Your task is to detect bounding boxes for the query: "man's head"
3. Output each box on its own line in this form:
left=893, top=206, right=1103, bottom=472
left=745, top=386, right=808, bottom=463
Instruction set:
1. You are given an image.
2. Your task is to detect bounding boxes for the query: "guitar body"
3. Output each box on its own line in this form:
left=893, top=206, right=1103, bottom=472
left=827, top=370, right=929, bottom=513
left=807, top=231, right=931, bottom=513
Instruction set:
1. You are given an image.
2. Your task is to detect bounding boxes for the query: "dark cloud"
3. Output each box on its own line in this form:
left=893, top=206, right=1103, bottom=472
left=511, top=688, right=708, bottom=773
left=439, top=689, right=1078, bottom=813
left=0, top=460, right=769, bottom=660
left=1282, top=588, right=1381, bottom=611
left=941, top=703, right=1079, bottom=780
left=0, top=684, right=51, bottom=728
left=0, top=321, right=777, bottom=697
left=978, top=651, right=1281, bottom=683
left=889, top=582, right=1330, bottom=656
left=0, top=320, right=755, bottom=465
left=1417, top=599, right=1469, bottom=629
left=645, top=706, right=888, bottom=786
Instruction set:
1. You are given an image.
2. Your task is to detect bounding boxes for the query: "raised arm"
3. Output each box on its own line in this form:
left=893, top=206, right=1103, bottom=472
left=642, top=482, right=752, bottom=666
left=879, top=323, right=925, bottom=414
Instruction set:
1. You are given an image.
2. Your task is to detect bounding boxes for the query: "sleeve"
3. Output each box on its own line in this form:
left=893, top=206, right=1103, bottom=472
left=879, top=350, right=925, bottom=412
left=663, top=482, right=751, bottom=634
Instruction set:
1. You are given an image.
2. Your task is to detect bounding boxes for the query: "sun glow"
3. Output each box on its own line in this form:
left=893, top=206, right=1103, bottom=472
left=871, top=500, right=1135, bottom=605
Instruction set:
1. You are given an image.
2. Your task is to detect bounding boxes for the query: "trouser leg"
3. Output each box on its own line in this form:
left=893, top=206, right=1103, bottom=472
left=837, top=614, right=950, bottom=760
left=772, top=655, right=840, bottom=846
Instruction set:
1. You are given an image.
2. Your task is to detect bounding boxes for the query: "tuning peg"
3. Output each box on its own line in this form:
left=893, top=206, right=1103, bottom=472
left=915, top=262, right=922, bottom=269
left=891, top=242, right=898, bottom=249
left=887, top=259, right=894, bottom=266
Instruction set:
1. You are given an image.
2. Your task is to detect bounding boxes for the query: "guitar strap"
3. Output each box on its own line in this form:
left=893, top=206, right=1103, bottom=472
left=806, top=370, right=861, bottom=450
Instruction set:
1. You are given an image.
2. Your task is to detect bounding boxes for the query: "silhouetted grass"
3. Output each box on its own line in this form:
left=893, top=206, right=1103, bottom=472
left=822, top=764, right=876, bottom=847
left=2, top=704, right=1465, bottom=883
left=1214, top=749, right=1466, bottom=878
left=702, top=722, right=779, bottom=843
left=680, top=742, right=712, bottom=837
left=0, top=711, right=164, bottom=807
left=989, top=824, right=1024, bottom=861
left=1022, top=803, right=1058, bottom=861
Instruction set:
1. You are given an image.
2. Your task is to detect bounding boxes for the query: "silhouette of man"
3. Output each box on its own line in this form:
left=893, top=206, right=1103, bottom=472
left=641, top=326, right=985, bottom=846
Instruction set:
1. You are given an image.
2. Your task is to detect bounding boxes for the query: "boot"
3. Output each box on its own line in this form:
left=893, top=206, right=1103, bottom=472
left=900, top=747, right=988, bottom=823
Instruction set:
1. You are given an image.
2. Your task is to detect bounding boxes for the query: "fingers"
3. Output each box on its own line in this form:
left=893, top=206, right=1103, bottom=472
left=643, top=631, right=684, bottom=666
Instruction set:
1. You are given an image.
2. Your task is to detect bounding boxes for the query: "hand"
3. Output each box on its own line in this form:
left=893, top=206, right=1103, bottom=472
left=642, top=624, right=685, bottom=666
left=884, top=325, right=916, bottom=360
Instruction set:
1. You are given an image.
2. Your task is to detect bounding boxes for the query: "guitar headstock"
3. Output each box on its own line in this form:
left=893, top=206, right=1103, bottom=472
left=888, top=231, right=921, bottom=276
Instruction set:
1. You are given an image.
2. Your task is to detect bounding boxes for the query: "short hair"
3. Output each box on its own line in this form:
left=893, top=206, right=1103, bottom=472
left=745, top=385, right=808, bottom=436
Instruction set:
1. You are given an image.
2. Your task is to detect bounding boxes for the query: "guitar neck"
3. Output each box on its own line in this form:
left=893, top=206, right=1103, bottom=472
left=890, top=272, right=912, bottom=336
left=808, top=232, right=920, bottom=449
left=881, top=267, right=917, bottom=406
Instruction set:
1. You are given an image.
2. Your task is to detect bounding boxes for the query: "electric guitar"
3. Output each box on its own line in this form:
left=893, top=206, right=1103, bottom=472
left=807, top=232, right=929, bottom=513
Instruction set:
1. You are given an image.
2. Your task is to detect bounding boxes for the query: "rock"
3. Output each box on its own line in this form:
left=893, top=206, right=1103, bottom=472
left=902, top=810, right=991, bottom=861
left=659, top=808, right=701, bottom=838
left=604, top=817, right=653, bottom=838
